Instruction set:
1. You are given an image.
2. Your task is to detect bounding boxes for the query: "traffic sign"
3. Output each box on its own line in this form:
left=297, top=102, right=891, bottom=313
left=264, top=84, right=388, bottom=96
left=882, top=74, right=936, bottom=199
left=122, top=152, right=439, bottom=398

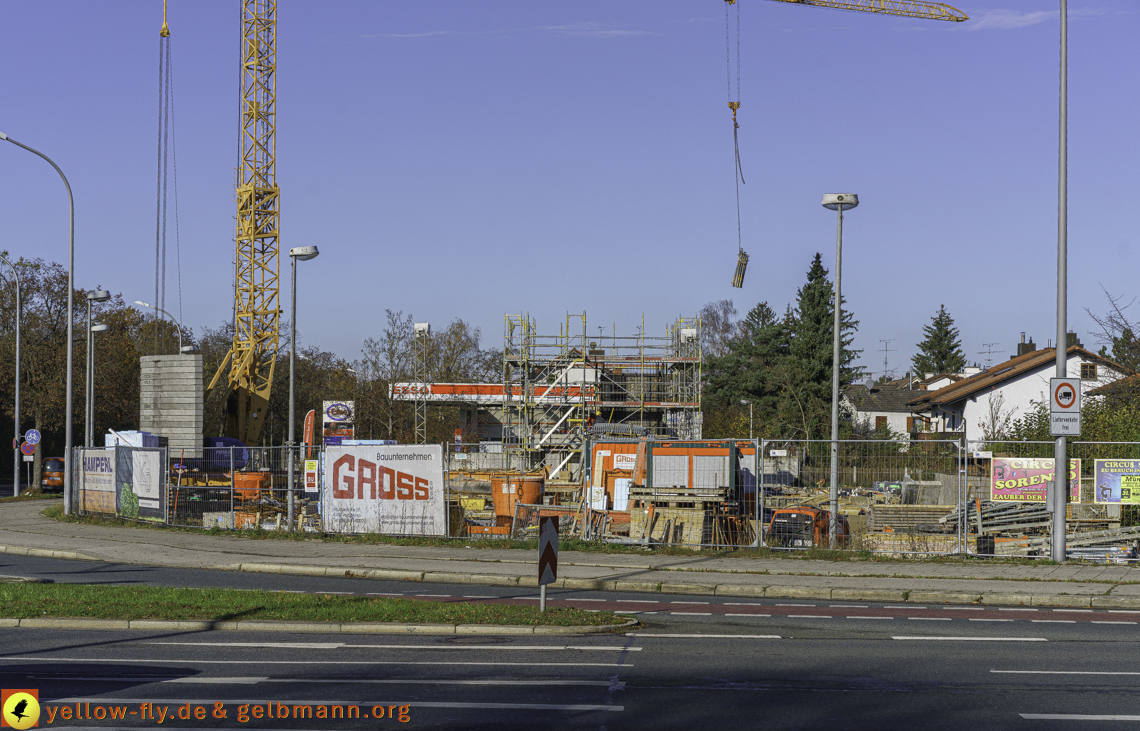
left=538, top=516, right=559, bottom=587
left=24, top=429, right=41, bottom=445
left=1050, top=377, right=1081, bottom=436
left=20, top=441, right=35, bottom=456
left=11, top=438, right=17, bottom=450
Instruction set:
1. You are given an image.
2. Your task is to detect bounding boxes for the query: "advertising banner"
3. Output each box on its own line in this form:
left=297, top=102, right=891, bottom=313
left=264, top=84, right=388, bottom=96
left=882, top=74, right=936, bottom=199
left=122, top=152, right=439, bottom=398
left=991, top=457, right=1080, bottom=503
left=78, top=448, right=116, bottom=515
left=304, top=459, right=320, bottom=493
left=115, top=447, right=166, bottom=522
left=1093, top=460, right=1140, bottom=504
left=322, top=444, right=445, bottom=536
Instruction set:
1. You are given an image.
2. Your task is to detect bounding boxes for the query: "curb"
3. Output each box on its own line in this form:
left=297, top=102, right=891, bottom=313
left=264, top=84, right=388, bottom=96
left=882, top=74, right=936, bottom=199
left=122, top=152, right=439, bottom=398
left=4, top=617, right=638, bottom=635
left=0, top=545, right=102, bottom=562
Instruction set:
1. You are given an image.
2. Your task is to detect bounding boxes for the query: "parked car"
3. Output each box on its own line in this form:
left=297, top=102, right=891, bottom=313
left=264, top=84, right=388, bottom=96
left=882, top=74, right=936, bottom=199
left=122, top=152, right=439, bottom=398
left=41, top=457, right=65, bottom=492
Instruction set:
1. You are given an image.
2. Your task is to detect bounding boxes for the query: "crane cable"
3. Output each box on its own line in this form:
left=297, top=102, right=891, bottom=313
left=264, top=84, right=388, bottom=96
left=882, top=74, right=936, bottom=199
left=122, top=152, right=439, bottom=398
left=154, top=0, right=182, bottom=353
left=726, top=1, right=749, bottom=288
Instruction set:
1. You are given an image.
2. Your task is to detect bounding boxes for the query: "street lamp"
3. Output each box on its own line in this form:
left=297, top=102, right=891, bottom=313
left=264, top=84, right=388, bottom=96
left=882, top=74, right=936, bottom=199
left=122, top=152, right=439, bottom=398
left=1053, top=1, right=1069, bottom=563
left=0, top=132, right=77, bottom=513
left=740, top=399, right=753, bottom=440
left=0, top=255, right=22, bottom=496
left=288, top=245, right=320, bottom=532
left=134, top=300, right=188, bottom=353
left=822, top=193, right=858, bottom=549
left=85, top=290, right=111, bottom=448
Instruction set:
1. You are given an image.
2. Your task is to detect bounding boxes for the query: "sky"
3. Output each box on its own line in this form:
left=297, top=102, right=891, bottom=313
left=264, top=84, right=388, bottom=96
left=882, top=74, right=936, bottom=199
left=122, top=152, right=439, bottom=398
left=1, top=1, right=1138, bottom=379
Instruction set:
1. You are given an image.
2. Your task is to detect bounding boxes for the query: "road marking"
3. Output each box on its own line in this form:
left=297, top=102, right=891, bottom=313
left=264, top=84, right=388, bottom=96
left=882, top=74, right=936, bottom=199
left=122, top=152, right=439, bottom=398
left=895, top=606, right=927, bottom=610
left=671, top=612, right=712, bottom=616
left=5, top=657, right=629, bottom=667
left=415, top=594, right=452, bottom=598
left=943, top=607, right=983, bottom=611
left=1108, top=610, right=1140, bottom=614
left=367, top=592, right=404, bottom=596
left=1092, top=621, right=1138, bottom=625
left=462, top=596, right=495, bottom=599
left=568, top=598, right=606, bottom=602
left=969, top=618, right=1015, bottom=622
left=908, top=617, right=951, bottom=621
left=146, top=642, right=640, bottom=652
left=1032, top=620, right=1076, bottom=623
left=776, top=603, right=816, bottom=607
left=620, top=600, right=660, bottom=604
left=1053, top=609, right=1093, bottom=612
left=1021, top=714, right=1140, bottom=721
left=893, top=636, right=1046, bottom=642
left=726, top=613, right=771, bottom=617
left=627, top=633, right=780, bottom=639
left=993, top=670, right=1140, bottom=676
left=671, top=601, right=710, bottom=605
left=724, top=602, right=766, bottom=606
left=788, top=615, right=829, bottom=619
left=31, top=676, right=613, bottom=689
left=998, top=608, right=1037, bottom=612
left=830, top=605, right=868, bottom=608
left=847, top=616, right=892, bottom=620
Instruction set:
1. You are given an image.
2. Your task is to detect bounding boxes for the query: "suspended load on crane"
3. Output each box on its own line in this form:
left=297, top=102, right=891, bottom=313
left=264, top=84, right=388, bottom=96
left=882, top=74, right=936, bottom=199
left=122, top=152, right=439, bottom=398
left=726, top=1, right=747, bottom=288
left=732, top=248, right=749, bottom=289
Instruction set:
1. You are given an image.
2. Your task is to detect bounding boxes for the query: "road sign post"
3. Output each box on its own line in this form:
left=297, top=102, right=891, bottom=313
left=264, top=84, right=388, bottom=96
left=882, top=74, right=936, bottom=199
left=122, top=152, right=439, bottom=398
left=1049, top=377, right=1081, bottom=437
left=20, top=442, right=35, bottom=456
left=538, top=516, right=559, bottom=613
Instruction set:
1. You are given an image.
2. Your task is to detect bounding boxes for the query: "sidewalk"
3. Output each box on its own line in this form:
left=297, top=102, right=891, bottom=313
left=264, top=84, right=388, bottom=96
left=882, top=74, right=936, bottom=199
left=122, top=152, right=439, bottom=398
left=4, top=500, right=1140, bottom=608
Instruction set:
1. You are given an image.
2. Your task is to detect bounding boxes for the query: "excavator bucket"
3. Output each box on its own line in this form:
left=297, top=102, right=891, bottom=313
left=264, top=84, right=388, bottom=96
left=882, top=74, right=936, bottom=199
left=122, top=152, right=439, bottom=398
left=731, top=249, right=749, bottom=288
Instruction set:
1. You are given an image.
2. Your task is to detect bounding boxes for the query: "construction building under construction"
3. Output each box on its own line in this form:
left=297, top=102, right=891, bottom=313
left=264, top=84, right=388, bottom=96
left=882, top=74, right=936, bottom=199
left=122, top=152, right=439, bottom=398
left=391, top=313, right=702, bottom=482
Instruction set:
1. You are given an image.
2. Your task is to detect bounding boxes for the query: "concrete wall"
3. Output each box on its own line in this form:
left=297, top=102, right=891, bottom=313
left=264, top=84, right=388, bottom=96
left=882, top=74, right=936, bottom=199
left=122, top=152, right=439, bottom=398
left=140, top=354, right=203, bottom=457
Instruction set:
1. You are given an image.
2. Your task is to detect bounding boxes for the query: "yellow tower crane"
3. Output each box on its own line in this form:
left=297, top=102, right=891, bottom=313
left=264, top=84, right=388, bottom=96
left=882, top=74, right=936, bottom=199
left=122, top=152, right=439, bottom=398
left=762, top=0, right=967, bottom=21
left=205, top=0, right=280, bottom=445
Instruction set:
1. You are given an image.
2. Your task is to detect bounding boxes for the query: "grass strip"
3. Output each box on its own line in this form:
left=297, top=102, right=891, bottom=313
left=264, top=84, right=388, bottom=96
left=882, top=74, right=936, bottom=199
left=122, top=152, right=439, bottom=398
left=0, top=583, right=624, bottom=626
left=0, top=492, right=62, bottom=503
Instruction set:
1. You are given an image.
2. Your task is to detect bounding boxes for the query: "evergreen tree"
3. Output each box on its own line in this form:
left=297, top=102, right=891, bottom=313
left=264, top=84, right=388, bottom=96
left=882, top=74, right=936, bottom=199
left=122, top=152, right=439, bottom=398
left=704, top=301, right=789, bottom=423
left=912, top=304, right=966, bottom=376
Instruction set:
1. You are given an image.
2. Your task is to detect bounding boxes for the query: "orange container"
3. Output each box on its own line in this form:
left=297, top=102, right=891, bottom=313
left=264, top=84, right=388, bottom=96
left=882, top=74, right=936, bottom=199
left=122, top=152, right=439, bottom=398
left=490, top=475, right=544, bottom=518
left=234, top=472, right=270, bottom=499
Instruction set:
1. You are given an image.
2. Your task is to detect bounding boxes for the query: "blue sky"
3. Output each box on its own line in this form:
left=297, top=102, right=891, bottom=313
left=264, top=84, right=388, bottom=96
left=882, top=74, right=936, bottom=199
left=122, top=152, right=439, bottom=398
left=1, top=1, right=1138, bottom=377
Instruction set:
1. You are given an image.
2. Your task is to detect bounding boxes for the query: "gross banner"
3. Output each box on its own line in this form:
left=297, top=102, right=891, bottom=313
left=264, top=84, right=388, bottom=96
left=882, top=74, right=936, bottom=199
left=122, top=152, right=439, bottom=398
left=114, top=447, right=166, bottom=522
left=78, top=448, right=116, bottom=515
left=991, top=457, right=1080, bottom=503
left=322, top=444, right=445, bottom=536
left=1093, top=460, right=1140, bottom=504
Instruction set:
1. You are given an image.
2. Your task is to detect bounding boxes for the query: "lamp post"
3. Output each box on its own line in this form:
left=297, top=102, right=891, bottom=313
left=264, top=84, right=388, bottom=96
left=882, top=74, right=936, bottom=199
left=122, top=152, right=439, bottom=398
left=288, top=246, right=320, bottom=532
left=0, top=255, right=21, bottom=496
left=1053, top=0, right=1069, bottom=563
left=134, top=300, right=190, bottom=353
left=740, top=400, right=753, bottom=440
left=822, top=193, right=858, bottom=549
left=85, top=290, right=111, bottom=448
left=0, top=132, right=77, bottom=513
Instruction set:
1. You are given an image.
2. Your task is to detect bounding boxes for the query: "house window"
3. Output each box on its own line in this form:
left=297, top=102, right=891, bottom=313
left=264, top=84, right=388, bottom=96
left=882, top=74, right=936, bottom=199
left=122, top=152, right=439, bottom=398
left=876, top=416, right=887, bottom=431
left=1081, top=363, right=1098, bottom=380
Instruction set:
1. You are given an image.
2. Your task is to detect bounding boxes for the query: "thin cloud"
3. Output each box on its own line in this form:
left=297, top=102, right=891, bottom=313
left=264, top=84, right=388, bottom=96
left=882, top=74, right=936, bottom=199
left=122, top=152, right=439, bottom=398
left=958, top=7, right=1105, bottom=31
left=364, top=30, right=459, bottom=39
left=538, top=21, right=658, bottom=38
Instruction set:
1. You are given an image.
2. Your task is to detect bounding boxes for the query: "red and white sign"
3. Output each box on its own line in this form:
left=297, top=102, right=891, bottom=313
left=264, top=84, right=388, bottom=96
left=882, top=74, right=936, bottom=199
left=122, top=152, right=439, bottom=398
left=613, top=453, right=637, bottom=471
left=322, top=444, right=445, bottom=536
left=304, top=460, right=319, bottom=493
left=1049, top=377, right=1082, bottom=437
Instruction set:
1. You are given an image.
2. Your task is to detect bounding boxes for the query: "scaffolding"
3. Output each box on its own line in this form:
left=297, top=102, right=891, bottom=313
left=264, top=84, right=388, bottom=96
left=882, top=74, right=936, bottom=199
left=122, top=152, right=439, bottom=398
left=412, top=322, right=430, bottom=444
left=502, top=312, right=702, bottom=481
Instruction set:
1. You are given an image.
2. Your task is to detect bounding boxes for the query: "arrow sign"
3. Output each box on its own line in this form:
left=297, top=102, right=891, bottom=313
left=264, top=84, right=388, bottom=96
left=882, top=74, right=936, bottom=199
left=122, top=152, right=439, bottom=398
left=538, top=516, right=559, bottom=587
left=20, top=441, right=35, bottom=456
left=24, top=428, right=41, bottom=445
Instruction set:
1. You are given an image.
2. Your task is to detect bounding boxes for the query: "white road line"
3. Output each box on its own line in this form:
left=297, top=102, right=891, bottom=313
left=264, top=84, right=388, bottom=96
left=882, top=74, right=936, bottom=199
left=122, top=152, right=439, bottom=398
left=1092, top=621, right=1138, bottom=625
left=568, top=598, right=606, bottom=602
left=894, top=606, right=927, bottom=610
left=671, top=601, right=710, bottom=605
left=993, top=670, right=1140, bottom=676
left=908, top=617, right=951, bottom=621
left=726, top=613, right=771, bottom=617
left=998, top=608, right=1037, bottom=612
left=1053, top=609, right=1093, bottom=612
left=969, top=619, right=1015, bottom=622
left=830, top=605, right=868, bottom=608
left=415, top=594, right=452, bottom=598
left=367, top=592, right=404, bottom=596
left=671, top=612, right=712, bottom=616
left=1032, top=620, right=1076, bottom=624
left=1108, top=610, right=1140, bottom=614
left=724, top=602, right=766, bottom=606
left=627, top=633, right=780, bottom=639
left=847, top=616, right=892, bottom=620
left=461, top=596, right=495, bottom=599
left=620, top=600, right=660, bottom=604
left=788, top=615, right=829, bottom=619
left=776, top=603, right=816, bottom=607
left=145, top=642, right=639, bottom=652
left=1021, top=714, right=1140, bottom=721
left=892, top=636, right=1046, bottom=642
left=5, top=657, right=629, bottom=667
left=943, top=607, right=983, bottom=611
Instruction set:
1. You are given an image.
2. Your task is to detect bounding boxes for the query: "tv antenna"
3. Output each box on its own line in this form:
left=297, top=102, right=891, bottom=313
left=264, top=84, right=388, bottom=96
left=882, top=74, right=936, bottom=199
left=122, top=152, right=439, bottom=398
left=978, top=342, right=1000, bottom=368
left=879, top=339, right=896, bottom=374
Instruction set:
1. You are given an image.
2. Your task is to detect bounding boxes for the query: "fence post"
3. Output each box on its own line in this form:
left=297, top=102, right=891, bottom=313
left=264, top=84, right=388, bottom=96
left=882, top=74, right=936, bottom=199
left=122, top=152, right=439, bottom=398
left=758, top=439, right=765, bottom=548
left=229, top=447, right=235, bottom=530
left=287, top=442, right=295, bottom=533
left=444, top=442, right=450, bottom=538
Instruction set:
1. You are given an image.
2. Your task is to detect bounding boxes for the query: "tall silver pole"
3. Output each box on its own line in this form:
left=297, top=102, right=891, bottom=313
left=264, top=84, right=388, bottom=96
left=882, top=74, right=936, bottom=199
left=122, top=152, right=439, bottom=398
left=829, top=203, right=844, bottom=548
left=1, top=134, right=76, bottom=513
left=86, top=300, right=93, bottom=448
left=1052, top=0, right=1068, bottom=563
left=287, top=255, right=297, bottom=532
left=1, top=257, right=21, bottom=496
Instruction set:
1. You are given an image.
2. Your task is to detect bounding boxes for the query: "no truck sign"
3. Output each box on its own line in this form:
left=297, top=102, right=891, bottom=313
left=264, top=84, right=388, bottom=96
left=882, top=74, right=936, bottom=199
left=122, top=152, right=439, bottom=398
left=1050, top=377, right=1081, bottom=437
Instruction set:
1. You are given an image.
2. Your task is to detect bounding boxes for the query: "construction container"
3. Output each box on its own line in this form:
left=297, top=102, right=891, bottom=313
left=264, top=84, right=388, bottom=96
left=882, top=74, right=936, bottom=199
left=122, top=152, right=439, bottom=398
left=490, top=475, right=543, bottom=518
left=233, top=472, right=270, bottom=499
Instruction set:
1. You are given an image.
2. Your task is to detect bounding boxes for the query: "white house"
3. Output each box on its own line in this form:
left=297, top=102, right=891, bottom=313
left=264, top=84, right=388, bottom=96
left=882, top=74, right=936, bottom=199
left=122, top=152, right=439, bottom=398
left=906, top=344, right=1126, bottom=444
left=842, top=384, right=917, bottom=436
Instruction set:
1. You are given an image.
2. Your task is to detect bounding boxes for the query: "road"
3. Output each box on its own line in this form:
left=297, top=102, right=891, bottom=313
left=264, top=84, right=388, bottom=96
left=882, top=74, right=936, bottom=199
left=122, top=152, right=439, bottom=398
left=5, top=554, right=1140, bottom=729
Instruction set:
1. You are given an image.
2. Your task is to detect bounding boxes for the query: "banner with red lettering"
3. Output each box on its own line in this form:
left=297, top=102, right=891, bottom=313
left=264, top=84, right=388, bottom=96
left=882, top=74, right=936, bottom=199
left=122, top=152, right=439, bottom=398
left=990, top=457, right=1081, bottom=503
left=322, top=444, right=446, bottom=535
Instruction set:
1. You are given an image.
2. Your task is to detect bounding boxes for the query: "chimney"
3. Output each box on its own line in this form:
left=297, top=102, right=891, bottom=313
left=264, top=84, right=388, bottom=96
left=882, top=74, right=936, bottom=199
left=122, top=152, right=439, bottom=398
left=1067, top=331, right=1081, bottom=348
left=1017, top=333, right=1037, bottom=357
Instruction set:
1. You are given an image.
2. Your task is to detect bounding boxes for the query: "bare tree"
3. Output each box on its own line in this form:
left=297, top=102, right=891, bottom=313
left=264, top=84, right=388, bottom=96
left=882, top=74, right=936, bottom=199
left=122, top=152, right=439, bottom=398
left=978, top=391, right=1015, bottom=443
left=699, top=299, right=740, bottom=359
left=1086, top=286, right=1140, bottom=373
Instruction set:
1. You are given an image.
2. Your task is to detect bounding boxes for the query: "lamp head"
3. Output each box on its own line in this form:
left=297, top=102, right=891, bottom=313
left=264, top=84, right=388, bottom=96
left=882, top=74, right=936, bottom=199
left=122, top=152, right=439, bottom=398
left=289, top=245, right=319, bottom=261
left=134, top=300, right=152, bottom=309
left=90, top=324, right=110, bottom=334
left=180, top=345, right=196, bottom=354
left=822, top=193, right=859, bottom=211
left=87, top=290, right=111, bottom=302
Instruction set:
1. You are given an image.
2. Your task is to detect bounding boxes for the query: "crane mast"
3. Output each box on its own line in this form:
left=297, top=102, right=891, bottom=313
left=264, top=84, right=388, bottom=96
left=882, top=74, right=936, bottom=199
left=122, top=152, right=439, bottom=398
left=205, top=0, right=280, bottom=445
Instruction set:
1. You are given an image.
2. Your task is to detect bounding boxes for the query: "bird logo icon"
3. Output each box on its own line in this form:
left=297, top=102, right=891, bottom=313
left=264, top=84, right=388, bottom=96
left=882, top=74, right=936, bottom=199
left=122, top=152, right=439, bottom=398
left=1, top=690, right=40, bottom=730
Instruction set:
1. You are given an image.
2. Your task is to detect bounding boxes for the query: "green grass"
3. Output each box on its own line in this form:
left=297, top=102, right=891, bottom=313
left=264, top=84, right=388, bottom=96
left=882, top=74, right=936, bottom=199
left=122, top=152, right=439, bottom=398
left=0, top=583, right=625, bottom=626
left=0, top=492, right=61, bottom=503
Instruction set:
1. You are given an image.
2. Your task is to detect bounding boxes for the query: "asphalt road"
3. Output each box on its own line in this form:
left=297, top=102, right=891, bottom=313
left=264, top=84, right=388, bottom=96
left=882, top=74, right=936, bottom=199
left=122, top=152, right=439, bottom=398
left=5, top=554, right=1140, bottom=728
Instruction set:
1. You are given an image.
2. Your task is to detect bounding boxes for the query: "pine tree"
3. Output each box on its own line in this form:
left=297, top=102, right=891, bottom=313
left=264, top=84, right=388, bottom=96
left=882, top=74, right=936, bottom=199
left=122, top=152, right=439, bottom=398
left=912, top=304, right=966, bottom=376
